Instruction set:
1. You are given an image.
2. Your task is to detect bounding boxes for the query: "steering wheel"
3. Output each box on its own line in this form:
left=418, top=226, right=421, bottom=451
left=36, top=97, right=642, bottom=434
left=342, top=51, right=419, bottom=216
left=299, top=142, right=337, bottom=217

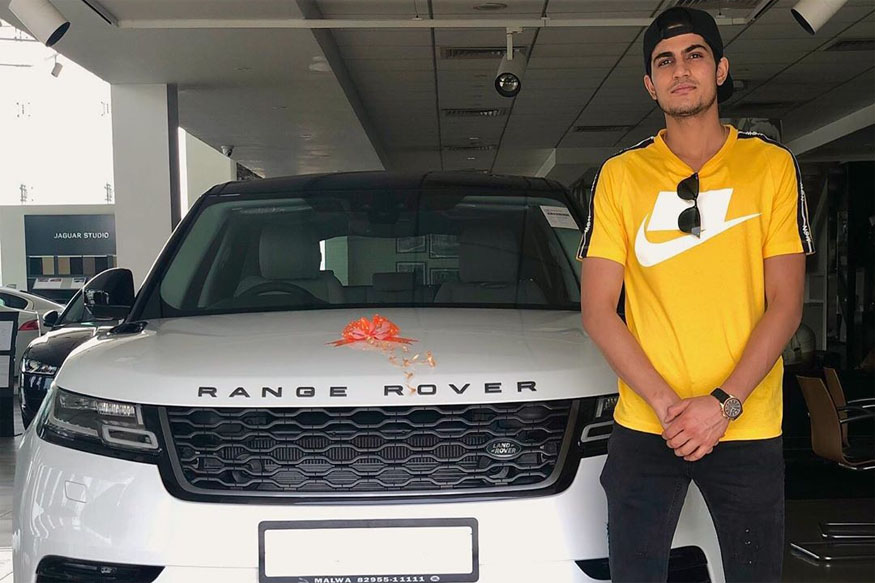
left=235, top=281, right=327, bottom=305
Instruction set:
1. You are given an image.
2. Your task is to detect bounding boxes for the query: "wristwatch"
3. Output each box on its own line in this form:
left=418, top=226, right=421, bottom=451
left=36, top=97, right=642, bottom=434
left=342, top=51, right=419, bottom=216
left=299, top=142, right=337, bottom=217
left=711, top=388, right=743, bottom=420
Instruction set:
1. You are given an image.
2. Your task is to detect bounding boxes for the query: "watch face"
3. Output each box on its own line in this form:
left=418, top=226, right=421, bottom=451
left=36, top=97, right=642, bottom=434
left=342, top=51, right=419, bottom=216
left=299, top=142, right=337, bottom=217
left=725, top=398, right=743, bottom=419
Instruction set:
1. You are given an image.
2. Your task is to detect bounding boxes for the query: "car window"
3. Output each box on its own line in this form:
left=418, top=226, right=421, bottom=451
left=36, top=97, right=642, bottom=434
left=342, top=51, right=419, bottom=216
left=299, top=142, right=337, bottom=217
left=145, top=188, right=583, bottom=318
left=0, top=292, right=28, bottom=310
left=56, top=291, right=97, bottom=325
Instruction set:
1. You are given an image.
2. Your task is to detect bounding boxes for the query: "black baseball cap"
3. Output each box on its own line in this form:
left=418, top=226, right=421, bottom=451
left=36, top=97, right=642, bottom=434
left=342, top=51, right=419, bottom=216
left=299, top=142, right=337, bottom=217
left=643, top=7, right=734, bottom=103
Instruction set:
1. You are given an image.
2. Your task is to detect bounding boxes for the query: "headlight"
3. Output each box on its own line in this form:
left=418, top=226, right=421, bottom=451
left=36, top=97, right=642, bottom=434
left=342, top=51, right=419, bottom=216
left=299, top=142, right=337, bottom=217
left=578, top=393, right=618, bottom=457
left=22, top=358, right=58, bottom=376
left=37, top=387, right=162, bottom=463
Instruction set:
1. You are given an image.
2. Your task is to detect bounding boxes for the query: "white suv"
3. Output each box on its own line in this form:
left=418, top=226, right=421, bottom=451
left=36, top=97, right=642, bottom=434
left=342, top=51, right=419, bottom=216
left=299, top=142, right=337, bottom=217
left=13, top=172, right=722, bottom=582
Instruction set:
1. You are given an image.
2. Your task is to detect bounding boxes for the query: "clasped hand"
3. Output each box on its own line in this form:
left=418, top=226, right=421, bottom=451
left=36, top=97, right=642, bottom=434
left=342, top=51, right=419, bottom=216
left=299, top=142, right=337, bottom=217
left=661, top=396, right=729, bottom=462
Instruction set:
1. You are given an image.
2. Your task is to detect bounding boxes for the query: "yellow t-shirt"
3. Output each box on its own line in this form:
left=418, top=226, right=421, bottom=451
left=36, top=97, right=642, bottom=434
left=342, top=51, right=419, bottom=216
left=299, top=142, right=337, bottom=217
left=578, top=125, right=814, bottom=441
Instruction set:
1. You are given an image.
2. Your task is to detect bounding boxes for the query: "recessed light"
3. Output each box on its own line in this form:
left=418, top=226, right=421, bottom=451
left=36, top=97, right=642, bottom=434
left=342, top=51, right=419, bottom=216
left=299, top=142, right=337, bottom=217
left=474, top=2, right=508, bottom=10
left=236, top=66, right=251, bottom=72
left=469, top=137, right=480, bottom=141
left=467, top=156, right=476, bottom=160
left=309, top=55, right=331, bottom=72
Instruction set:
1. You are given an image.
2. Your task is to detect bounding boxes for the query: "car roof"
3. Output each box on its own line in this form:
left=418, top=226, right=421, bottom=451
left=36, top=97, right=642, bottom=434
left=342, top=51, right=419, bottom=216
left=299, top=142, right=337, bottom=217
left=206, top=171, right=567, bottom=198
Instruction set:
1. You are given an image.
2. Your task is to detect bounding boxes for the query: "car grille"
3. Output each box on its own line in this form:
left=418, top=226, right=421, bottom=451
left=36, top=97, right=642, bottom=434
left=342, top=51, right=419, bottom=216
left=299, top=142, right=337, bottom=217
left=163, top=400, right=575, bottom=496
left=22, top=373, right=53, bottom=405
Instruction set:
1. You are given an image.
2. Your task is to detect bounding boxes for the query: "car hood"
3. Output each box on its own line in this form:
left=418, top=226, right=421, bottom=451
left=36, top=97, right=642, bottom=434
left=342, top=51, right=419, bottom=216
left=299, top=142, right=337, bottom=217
left=24, top=325, right=105, bottom=367
left=56, top=308, right=617, bottom=406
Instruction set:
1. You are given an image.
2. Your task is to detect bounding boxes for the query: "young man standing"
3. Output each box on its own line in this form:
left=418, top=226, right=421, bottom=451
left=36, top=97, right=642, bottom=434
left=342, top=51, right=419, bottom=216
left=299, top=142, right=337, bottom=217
left=578, top=6, right=814, bottom=582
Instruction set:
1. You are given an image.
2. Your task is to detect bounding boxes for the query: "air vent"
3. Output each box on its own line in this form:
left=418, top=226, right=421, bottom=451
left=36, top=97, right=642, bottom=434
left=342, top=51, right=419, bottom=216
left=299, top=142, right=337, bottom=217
left=673, top=0, right=763, bottom=8
left=441, top=46, right=528, bottom=60
left=444, top=144, right=497, bottom=151
left=825, top=39, right=875, bottom=52
left=573, top=125, right=633, bottom=133
left=443, top=108, right=509, bottom=118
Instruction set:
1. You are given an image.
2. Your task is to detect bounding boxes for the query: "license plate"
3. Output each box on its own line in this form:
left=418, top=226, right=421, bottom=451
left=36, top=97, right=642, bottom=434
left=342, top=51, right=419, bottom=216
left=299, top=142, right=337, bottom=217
left=258, top=518, right=479, bottom=583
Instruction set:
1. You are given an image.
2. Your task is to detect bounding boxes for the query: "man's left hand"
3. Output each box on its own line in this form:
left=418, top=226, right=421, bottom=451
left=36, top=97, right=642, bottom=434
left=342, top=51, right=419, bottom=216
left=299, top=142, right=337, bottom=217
left=662, top=396, right=729, bottom=461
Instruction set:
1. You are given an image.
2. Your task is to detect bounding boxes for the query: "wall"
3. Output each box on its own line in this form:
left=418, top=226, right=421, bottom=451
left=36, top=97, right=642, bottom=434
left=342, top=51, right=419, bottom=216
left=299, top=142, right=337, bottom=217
left=181, top=130, right=236, bottom=211
left=0, top=204, right=114, bottom=289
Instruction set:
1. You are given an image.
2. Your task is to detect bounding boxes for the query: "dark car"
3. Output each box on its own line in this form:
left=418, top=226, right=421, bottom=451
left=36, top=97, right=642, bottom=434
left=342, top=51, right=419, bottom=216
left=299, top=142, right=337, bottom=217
left=19, top=289, right=118, bottom=427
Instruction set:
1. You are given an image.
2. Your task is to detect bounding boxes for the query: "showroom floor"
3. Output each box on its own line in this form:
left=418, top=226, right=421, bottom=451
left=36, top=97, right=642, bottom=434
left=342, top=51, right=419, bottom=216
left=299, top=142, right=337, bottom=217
left=0, top=404, right=871, bottom=582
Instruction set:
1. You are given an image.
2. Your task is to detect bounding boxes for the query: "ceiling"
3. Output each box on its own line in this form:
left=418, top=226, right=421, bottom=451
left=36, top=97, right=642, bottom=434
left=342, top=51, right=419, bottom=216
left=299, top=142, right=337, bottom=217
left=1, top=0, right=872, bottom=184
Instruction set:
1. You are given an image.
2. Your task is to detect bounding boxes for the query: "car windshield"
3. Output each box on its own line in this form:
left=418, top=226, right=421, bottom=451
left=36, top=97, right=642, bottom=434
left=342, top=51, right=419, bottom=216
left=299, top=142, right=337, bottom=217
left=141, top=188, right=583, bottom=318
left=57, top=290, right=100, bottom=326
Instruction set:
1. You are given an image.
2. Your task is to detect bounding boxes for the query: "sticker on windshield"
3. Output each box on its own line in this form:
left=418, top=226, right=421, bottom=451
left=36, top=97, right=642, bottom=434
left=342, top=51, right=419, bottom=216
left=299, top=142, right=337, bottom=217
left=540, top=206, right=578, bottom=229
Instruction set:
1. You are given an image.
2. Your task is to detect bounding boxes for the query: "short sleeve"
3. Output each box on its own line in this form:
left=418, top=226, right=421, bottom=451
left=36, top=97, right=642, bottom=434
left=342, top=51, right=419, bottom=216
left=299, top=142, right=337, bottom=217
left=576, top=158, right=628, bottom=265
left=763, top=149, right=815, bottom=258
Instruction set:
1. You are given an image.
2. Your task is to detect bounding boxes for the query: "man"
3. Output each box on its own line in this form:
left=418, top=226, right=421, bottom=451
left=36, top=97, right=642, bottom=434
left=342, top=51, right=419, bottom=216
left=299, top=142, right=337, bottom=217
left=578, top=6, right=813, bottom=582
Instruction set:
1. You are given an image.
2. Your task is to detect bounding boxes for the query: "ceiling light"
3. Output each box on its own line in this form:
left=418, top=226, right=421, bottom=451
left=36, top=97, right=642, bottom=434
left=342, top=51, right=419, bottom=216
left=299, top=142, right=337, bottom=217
left=474, top=2, right=507, bottom=10
left=495, top=52, right=525, bottom=98
left=495, top=27, right=525, bottom=98
left=9, top=0, right=69, bottom=47
left=791, top=0, right=847, bottom=35
left=308, top=55, right=331, bottom=72
left=49, top=55, right=61, bottom=77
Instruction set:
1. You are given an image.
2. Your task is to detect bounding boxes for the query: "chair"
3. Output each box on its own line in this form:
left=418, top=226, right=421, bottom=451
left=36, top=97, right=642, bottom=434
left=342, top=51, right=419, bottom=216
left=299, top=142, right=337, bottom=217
left=824, top=367, right=875, bottom=446
left=433, top=227, right=545, bottom=304
left=367, top=272, right=417, bottom=304
left=235, top=225, right=345, bottom=303
left=790, top=376, right=875, bottom=562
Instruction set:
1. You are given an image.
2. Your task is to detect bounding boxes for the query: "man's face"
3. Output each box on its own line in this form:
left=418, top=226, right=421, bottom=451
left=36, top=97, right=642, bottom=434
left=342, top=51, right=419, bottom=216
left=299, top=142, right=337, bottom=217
left=643, top=32, right=729, bottom=119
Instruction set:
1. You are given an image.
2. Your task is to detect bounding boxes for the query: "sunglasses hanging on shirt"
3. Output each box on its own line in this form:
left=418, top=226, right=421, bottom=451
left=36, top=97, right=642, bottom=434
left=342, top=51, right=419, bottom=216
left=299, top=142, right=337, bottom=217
left=677, top=173, right=701, bottom=238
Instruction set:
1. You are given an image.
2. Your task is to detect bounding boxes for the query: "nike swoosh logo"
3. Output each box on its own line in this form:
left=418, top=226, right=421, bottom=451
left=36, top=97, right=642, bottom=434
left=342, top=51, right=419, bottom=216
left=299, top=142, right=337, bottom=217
left=635, top=213, right=760, bottom=267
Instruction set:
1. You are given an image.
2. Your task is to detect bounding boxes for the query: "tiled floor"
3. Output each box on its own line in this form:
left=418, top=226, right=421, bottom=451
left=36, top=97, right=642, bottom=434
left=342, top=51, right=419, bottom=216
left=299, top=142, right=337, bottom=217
left=0, top=401, right=871, bottom=582
left=0, top=400, right=22, bottom=582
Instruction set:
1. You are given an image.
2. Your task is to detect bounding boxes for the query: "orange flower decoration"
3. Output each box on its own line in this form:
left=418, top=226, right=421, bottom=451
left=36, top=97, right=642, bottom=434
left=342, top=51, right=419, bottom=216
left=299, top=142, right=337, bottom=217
left=329, top=315, right=415, bottom=347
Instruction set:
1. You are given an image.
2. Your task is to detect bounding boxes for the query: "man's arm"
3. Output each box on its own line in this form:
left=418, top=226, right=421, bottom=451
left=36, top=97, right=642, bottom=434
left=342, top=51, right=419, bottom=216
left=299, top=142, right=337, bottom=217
left=580, top=257, right=681, bottom=425
left=663, top=253, right=806, bottom=461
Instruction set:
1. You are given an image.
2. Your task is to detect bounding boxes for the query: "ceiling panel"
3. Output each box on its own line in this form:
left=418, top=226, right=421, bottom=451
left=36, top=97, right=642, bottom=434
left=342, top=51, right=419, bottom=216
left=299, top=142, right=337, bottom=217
left=332, top=30, right=432, bottom=47
left=547, top=0, right=663, bottom=15
left=312, top=0, right=423, bottom=18
left=536, top=28, right=641, bottom=46
left=492, top=147, right=554, bottom=177
left=100, top=0, right=300, bottom=20
left=432, top=0, right=545, bottom=17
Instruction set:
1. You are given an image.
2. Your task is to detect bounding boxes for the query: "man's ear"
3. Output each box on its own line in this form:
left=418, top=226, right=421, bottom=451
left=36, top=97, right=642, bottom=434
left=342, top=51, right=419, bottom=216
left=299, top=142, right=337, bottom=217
left=716, top=56, right=730, bottom=87
left=643, top=74, right=658, bottom=101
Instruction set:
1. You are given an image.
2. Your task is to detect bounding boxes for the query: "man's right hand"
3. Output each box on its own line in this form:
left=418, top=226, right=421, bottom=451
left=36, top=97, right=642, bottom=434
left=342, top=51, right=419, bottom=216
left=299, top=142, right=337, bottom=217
left=581, top=258, right=683, bottom=430
left=653, top=392, right=684, bottom=429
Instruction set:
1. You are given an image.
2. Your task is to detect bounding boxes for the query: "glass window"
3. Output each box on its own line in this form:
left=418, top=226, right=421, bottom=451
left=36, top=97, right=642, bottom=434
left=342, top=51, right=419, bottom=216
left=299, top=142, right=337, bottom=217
left=142, top=188, right=583, bottom=319
left=0, top=292, right=28, bottom=310
left=56, top=290, right=97, bottom=326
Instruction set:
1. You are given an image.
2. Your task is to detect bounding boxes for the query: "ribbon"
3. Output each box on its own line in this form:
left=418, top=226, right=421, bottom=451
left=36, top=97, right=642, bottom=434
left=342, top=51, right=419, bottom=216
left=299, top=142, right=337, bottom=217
left=329, top=315, right=415, bottom=347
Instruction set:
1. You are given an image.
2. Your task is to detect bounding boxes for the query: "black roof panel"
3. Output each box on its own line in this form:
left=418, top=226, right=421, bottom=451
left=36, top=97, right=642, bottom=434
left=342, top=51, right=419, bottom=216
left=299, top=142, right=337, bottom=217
left=208, top=171, right=566, bottom=197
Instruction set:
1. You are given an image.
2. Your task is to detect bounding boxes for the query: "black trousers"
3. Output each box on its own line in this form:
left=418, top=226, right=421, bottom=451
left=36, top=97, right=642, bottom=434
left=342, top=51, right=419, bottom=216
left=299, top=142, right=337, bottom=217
left=600, top=424, right=785, bottom=582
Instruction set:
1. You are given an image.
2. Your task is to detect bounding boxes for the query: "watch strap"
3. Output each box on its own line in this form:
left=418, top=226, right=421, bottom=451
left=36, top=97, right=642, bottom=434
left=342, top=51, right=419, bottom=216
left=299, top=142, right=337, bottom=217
left=711, top=387, right=731, bottom=404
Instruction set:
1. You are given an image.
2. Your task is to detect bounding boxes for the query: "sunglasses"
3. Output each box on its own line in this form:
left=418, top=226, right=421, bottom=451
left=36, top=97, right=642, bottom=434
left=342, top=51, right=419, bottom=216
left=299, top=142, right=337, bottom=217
left=677, top=173, right=701, bottom=237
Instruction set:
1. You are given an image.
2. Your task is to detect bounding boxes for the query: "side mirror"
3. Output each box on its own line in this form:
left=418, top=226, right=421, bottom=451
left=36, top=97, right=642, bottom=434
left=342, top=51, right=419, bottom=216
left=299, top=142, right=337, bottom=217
left=84, top=268, right=135, bottom=320
left=41, top=310, right=59, bottom=329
